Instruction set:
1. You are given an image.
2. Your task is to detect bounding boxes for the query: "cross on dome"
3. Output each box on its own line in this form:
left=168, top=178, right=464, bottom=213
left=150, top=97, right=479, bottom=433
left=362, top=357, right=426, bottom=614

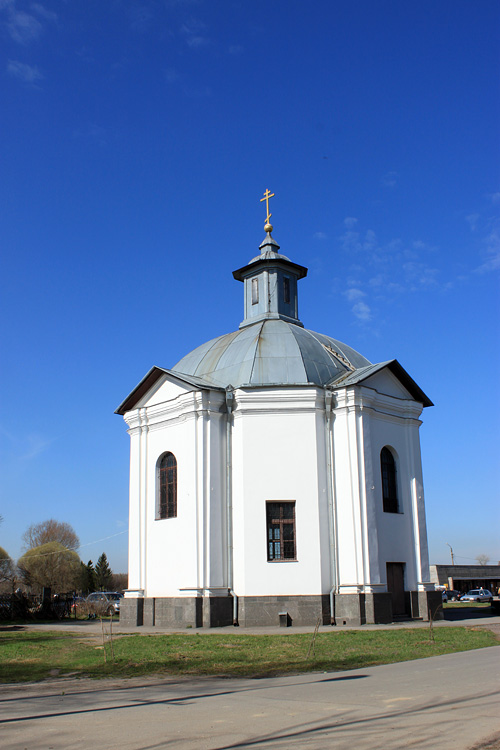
left=260, top=188, right=275, bottom=233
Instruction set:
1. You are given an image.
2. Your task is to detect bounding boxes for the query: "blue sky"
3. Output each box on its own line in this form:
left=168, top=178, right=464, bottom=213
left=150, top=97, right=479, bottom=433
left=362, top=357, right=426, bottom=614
left=1, top=0, right=498, bottom=575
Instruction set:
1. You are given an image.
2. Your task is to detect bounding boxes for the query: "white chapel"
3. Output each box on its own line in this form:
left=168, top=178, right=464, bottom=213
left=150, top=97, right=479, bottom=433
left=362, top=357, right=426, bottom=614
left=116, top=194, right=439, bottom=628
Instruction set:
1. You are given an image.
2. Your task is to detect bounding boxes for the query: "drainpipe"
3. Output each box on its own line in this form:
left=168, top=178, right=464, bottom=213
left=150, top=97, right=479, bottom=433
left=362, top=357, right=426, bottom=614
left=325, top=390, right=338, bottom=625
left=225, top=386, right=238, bottom=625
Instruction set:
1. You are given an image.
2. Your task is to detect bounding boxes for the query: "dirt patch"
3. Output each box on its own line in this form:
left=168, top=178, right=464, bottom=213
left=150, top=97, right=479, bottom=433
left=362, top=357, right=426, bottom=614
left=475, top=623, right=500, bottom=641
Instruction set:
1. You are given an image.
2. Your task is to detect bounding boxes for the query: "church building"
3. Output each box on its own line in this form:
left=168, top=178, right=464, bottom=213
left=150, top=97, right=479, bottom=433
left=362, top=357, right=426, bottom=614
left=116, top=192, right=439, bottom=628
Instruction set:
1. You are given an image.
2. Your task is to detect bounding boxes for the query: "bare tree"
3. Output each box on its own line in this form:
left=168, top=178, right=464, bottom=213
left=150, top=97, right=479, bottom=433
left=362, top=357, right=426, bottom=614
left=476, top=554, right=490, bottom=565
left=111, top=572, right=128, bottom=592
left=23, top=519, right=79, bottom=552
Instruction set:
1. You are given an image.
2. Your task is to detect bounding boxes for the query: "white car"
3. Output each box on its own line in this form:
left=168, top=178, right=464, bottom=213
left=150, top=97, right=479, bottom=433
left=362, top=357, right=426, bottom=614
left=86, top=591, right=123, bottom=616
left=460, top=589, right=493, bottom=603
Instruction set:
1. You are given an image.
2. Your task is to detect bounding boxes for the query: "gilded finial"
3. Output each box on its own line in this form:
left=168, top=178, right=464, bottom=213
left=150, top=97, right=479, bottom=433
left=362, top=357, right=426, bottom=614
left=260, top=188, right=275, bottom=233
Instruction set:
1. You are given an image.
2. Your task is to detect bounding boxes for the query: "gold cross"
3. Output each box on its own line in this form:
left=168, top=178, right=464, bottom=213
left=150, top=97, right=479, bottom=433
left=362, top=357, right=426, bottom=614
left=260, top=188, right=275, bottom=227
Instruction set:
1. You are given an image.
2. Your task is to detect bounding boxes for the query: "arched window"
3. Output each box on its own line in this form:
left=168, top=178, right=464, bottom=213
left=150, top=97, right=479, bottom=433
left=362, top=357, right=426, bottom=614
left=157, top=452, right=177, bottom=519
left=381, top=447, right=399, bottom=513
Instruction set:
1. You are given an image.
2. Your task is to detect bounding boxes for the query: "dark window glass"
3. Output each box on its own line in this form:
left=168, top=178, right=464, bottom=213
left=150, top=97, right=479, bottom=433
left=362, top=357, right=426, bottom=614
left=381, top=447, right=399, bottom=513
left=266, top=502, right=296, bottom=560
left=252, top=278, right=259, bottom=305
left=283, top=277, right=290, bottom=304
left=158, top=452, right=177, bottom=519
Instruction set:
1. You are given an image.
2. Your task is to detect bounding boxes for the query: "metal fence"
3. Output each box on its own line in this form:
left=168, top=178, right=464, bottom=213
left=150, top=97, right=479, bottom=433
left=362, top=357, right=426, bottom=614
left=0, top=593, right=76, bottom=621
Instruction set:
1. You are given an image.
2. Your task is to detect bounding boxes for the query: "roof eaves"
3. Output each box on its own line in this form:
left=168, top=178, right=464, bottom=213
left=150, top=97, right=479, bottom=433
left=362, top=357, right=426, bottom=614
left=327, top=359, right=433, bottom=407
left=115, top=367, right=222, bottom=416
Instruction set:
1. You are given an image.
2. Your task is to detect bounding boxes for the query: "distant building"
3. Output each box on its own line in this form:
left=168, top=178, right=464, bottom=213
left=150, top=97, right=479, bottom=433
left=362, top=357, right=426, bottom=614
left=430, top=565, right=500, bottom=594
left=116, top=204, right=440, bottom=627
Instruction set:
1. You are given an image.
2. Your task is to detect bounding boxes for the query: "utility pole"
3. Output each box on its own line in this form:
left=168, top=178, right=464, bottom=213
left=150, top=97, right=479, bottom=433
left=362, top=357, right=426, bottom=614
left=446, top=543, right=455, bottom=565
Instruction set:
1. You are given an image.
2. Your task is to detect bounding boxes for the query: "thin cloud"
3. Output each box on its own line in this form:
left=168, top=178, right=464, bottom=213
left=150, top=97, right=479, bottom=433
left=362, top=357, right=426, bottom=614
left=0, top=425, right=54, bottom=461
left=313, top=231, right=327, bottom=240
left=344, top=217, right=358, bottom=229
left=381, top=170, right=397, bottom=188
left=165, top=67, right=180, bottom=84
left=7, top=59, right=43, bottom=83
left=31, top=2, right=57, bottom=22
left=476, top=228, right=500, bottom=273
left=181, top=20, right=210, bottom=48
left=126, top=4, right=154, bottom=32
left=344, top=287, right=365, bottom=303
left=7, top=8, right=42, bottom=43
left=20, top=434, right=54, bottom=461
left=1, top=1, right=56, bottom=43
left=343, top=287, right=372, bottom=321
left=466, top=213, right=479, bottom=231
left=352, top=301, right=372, bottom=321
left=335, top=217, right=446, bottom=325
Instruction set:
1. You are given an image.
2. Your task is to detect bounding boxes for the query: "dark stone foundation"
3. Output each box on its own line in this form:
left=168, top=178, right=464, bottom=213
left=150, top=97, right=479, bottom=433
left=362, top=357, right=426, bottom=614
left=120, top=590, right=442, bottom=628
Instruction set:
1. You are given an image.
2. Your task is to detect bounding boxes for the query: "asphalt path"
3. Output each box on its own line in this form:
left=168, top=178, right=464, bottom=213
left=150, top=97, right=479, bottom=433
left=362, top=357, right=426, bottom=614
left=1, top=645, right=499, bottom=750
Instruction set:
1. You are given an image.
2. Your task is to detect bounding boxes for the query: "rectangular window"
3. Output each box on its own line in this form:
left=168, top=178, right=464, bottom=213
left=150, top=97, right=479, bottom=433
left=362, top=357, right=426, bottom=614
left=283, top=277, right=290, bottom=304
left=266, top=502, right=296, bottom=561
left=252, top=278, right=259, bottom=305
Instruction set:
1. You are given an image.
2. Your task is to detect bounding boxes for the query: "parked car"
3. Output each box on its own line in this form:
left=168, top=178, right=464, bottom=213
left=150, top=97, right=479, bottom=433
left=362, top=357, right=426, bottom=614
left=460, top=589, right=494, bottom=603
left=86, top=591, right=124, bottom=616
left=442, top=589, right=462, bottom=602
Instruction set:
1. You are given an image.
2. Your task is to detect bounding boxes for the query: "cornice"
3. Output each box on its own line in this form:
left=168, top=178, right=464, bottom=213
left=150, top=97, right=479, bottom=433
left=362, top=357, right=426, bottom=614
left=333, top=384, right=424, bottom=421
left=124, top=390, right=225, bottom=431
left=233, top=387, right=324, bottom=415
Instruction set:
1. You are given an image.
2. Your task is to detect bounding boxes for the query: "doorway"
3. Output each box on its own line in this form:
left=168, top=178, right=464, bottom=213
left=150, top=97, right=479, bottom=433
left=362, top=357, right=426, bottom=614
left=387, top=562, right=406, bottom=616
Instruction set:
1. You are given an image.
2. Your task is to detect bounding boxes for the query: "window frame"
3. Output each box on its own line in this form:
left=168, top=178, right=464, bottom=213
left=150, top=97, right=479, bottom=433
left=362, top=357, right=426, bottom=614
left=266, top=501, right=297, bottom=562
left=157, top=452, right=178, bottom=520
left=283, top=276, right=291, bottom=304
left=380, top=446, right=400, bottom=514
left=251, top=277, right=259, bottom=305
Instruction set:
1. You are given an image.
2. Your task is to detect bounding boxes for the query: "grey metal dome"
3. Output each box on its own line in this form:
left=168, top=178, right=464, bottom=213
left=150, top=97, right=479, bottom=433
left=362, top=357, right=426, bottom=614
left=172, top=319, right=371, bottom=389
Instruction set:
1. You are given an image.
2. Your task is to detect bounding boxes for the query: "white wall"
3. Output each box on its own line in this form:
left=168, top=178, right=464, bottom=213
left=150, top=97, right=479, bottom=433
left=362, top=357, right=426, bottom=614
left=231, top=387, right=327, bottom=597
left=124, top=379, right=226, bottom=599
left=123, top=368, right=432, bottom=604
left=332, top=374, right=431, bottom=593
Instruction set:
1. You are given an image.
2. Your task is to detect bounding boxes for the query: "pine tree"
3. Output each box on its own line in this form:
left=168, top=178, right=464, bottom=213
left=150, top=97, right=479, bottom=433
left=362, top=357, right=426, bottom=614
left=79, top=560, right=96, bottom=594
left=95, top=553, right=113, bottom=590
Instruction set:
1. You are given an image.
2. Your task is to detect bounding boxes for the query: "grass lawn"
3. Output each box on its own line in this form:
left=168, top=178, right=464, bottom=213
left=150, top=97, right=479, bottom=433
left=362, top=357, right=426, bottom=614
left=0, top=626, right=497, bottom=683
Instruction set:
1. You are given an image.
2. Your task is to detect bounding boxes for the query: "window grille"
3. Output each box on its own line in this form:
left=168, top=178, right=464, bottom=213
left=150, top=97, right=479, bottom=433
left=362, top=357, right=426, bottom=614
left=158, top=452, right=177, bottom=519
left=266, top=502, right=296, bottom=560
left=381, top=447, right=399, bottom=513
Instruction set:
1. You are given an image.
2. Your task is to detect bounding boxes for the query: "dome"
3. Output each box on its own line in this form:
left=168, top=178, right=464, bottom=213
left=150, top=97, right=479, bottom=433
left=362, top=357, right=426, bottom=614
left=172, top=318, right=371, bottom=389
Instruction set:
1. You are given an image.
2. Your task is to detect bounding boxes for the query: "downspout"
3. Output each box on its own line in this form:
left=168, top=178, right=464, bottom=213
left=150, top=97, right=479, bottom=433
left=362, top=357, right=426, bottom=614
left=225, top=386, right=238, bottom=625
left=325, top=390, right=338, bottom=625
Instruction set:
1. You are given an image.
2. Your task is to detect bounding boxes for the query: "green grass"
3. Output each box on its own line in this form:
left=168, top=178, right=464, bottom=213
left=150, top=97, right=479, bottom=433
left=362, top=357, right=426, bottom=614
left=0, top=626, right=497, bottom=683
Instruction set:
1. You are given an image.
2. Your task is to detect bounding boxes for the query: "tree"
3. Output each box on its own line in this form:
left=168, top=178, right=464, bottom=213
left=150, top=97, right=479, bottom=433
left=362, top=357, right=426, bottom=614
left=476, top=554, right=490, bottom=565
left=23, top=519, right=80, bottom=552
left=111, top=572, right=128, bottom=592
left=95, top=553, right=113, bottom=590
left=76, top=560, right=96, bottom=594
left=0, top=546, right=15, bottom=585
left=18, top=542, right=81, bottom=593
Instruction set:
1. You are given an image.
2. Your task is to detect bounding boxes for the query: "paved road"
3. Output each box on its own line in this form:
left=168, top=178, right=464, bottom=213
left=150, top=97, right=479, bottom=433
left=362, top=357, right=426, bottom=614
left=1, top=646, right=499, bottom=750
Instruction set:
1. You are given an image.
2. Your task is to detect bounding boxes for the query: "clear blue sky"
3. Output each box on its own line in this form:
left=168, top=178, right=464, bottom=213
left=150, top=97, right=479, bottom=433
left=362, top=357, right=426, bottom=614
left=1, top=1, right=498, bottom=575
